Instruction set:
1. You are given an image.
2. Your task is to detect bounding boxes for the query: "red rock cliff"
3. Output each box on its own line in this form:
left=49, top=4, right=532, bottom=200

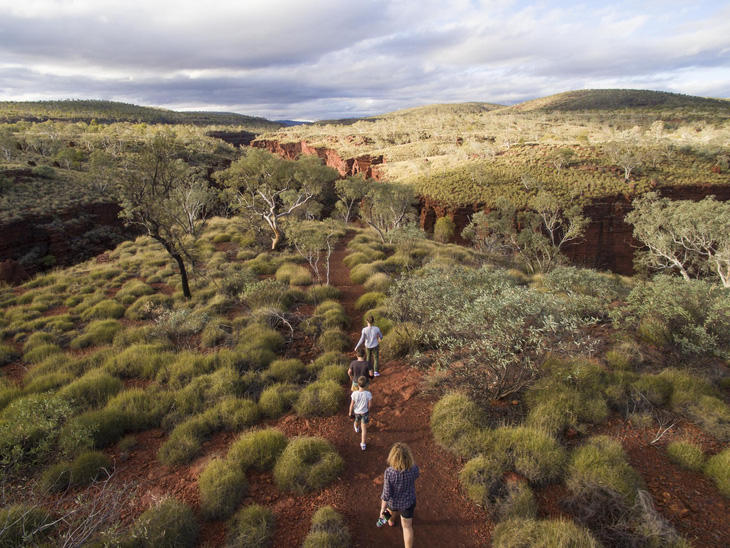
left=252, top=140, right=384, bottom=180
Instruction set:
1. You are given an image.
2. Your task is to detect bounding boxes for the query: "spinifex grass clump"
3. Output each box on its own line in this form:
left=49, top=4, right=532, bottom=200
left=228, top=428, right=288, bottom=471
left=303, top=506, right=351, bottom=548
left=198, top=459, right=248, bottom=520
left=666, top=441, right=706, bottom=472
left=492, top=518, right=601, bottom=548
left=126, top=498, right=199, bottom=548
left=273, top=437, right=344, bottom=494
left=705, top=447, right=730, bottom=497
left=430, top=393, right=489, bottom=458
left=258, top=383, right=300, bottom=418
left=227, top=504, right=275, bottom=548
left=294, top=380, right=344, bottom=417
left=0, top=504, right=55, bottom=547
left=38, top=450, right=112, bottom=493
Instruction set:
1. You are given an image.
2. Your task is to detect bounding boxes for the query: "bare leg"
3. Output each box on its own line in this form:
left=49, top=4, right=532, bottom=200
left=361, top=422, right=367, bottom=444
left=401, top=516, right=414, bottom=548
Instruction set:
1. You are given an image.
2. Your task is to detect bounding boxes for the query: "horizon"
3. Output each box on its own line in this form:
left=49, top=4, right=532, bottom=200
left=1, top=1, right=729, bottom=121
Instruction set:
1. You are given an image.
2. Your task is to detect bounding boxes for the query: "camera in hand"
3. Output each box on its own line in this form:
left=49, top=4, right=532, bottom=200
left=376, top=509, right=392, bottom=527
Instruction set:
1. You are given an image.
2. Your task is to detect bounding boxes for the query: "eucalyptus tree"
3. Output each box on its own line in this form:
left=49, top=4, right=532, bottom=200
left=334, top=174, right=370, bottom=222
left=358, top=182, right=417, bottom=243
left=216, top=148, right=336, bottom=250
left=117, top=131, right=214, bottom=299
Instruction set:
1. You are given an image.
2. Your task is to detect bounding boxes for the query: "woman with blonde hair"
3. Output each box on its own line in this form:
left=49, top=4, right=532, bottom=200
left=379, top=442, right=420, bottom=547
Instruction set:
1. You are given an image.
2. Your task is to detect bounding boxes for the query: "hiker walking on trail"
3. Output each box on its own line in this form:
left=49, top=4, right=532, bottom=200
left=348, top=376, right=372, bottom=450
left=355, top=315, right=383, bottom=376
left=380, top=442, right=419, bottom=548
left=348, top=347, right=374, bottom=391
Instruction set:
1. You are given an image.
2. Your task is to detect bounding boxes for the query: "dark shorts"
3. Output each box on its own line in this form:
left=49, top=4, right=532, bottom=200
left=390, top=501, right=416, bottom=519
left=355, top=412, right=369, bottom=424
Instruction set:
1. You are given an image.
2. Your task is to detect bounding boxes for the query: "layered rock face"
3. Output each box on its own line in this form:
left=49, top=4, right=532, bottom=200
left=253, top=140, right=384, bottom=179
left=0, top=202, right=129, bottom=282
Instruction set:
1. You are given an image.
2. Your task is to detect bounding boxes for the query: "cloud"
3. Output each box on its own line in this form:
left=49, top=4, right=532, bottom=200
left=0, top=0, right=728, bottom=120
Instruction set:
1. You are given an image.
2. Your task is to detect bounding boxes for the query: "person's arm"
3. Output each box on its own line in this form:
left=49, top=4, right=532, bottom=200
left=348, top=396, right=354, bottom=417
left=354, top=330, right=365, bottom=351
left=380, top=470, right=391, bottom=516
left=366, top=393, right=372, bottom=412
left=348, top=366, right=354, bottom=381
left=377, top=327, right=383, bottom=343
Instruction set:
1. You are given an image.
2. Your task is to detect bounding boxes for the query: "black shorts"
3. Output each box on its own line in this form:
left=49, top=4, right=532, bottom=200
left=391, top=501, right=416, bottom=519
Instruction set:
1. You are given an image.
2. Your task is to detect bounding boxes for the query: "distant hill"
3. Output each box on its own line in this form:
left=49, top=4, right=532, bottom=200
left=315, top=102, right=505, bottom=125
left=0, top=99, right=283, bottom=129
left=506, top=89, right=730, bottom=113
left=275, top=120, right=313, bottom=127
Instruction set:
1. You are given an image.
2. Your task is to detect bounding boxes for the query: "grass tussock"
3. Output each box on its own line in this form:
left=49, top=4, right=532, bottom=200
left=294, top=380, right=344, bottom=417
left=273, top=437, right=344, bottom=493
left=227, top=504, right=275, bottom=548
left=0, top=504, right=54, bottom=547
left=430, top=393, right=489, bottom=458
left=198, top=458, right=248, bottom=520
left=704, top=447, right=730, bottom=497
left=492, top=517, right=601, bottom=548
left=303, top=506, right=351, bottom=548
left=258, top=383, right=300, bottom=418
left=228, top=428, right=289, bottom=471
left=666, top=441, right=705, bottom=472
left=127, top=498, right=199, bottom=548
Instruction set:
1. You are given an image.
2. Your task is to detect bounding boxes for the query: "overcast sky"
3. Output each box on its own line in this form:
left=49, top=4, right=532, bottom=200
left=1, top=0, right=729, bottom=121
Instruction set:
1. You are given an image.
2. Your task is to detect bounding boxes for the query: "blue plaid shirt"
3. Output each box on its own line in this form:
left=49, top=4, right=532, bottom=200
left=381, top=465, right=420, bottom=511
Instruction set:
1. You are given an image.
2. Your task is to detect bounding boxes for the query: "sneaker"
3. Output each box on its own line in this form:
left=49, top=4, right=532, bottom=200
left=361, top=443, right=366, bottom=450
left=373, top=371, right=381, bottom=377
left=354, top=423, right=360, bottom=433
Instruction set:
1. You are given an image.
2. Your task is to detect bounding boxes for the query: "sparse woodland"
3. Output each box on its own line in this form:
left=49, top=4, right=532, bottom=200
left=0, top=92, right=729, bottom=546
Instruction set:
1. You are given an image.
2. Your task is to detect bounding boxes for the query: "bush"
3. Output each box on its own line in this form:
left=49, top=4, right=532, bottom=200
left=104, top=343, right=175, bottom=379
left=666, top=441, right=705, bottom=471
left=381, top=322, right=422, bottom=359
left=116, top=280, right=155, bottom=305
left=128, top=498, right=199, bottom=548
left=199, top=459, right=248, bottom=520
left=433, top=216, right=456, bottom=243
left=106, top=389, right=173, bottom=431
left=0, top=394, right=72, bottom=468
left=258, top=384, right=300, bottom=418
left=303, top=506, right=351, bottom=548
left=59, top=408, right=129, bottom=454
left=80, top=299, right=125, bottom=321
left=23, top=343, right=62, bottom=364
left=295, top=380, right=344, bottom=417
left=318, top=329, right=351, bottom=353
left=318, top=364, right=348, bottom=383
left=567, top=436, right=643, bottom=500
left=494, top=426, right=567, bottom=484
left=705, top=447, right=730, bottom=497
left=430, top=393, right=488, bottom=458
left=276, top=263, right=313, bottom=286
left=349, top=262, right=382, bottom=285
left=0, top=504, right=54, bottom=547
left=492, top=518, right=601, bottom=548
left=227, top=504, right=275, bottom=548
left=496, top=482, right=537, bottom=521
left=525, top=382, right=608, bottom=435
left=69, top=319, right=123, bottom=349
left=459, top=454, right=509, bottom=507
left=308, top=284, right=342, bottom=303
left=57, top=370, right=123, bottom=409
left=158, top=415, right=215, bottom=466
left=124, top=294, right=174, bottom=321
left=238, top=324, right=285, bottom=353
left=0, top=344, right=19, bottom=366
left=69, top=450, right=112, bottom=486
left=274, top=437, right=344, bottom=493
left=228, top=428, right=288, bottom=471
left=265, top=359, right=305, bottom=384
left=354, top=292, right=387, bottom=311
left=363, top=273, right=393, bottom=293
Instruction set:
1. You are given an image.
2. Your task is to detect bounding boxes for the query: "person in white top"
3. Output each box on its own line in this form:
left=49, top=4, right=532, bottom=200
left=354, top=315, right=383, bottom=376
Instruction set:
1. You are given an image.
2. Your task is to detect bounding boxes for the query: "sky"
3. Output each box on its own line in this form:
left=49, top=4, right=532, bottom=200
left=1, top=0, right=729, bottom=121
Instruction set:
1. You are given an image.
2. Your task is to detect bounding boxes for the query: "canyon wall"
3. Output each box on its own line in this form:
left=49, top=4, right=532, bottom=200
left=253, top=139, right=384, bottom=179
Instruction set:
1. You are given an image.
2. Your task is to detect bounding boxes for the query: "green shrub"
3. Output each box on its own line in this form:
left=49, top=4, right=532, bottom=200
left=158, top=414, right=215, bottom=466
left=433, top=216, right=456, bottom=243
left=238, top=324, right=285, bottom=353
left=303, top=506, right=351, bottom=548
left=0, top=344, right=19, bottom=366
left=59, top=408, right=129, bottom=454
left=307, top=352, right=348, bottom=376
left=200, top=318, right=232, bottom=348
left=258, top=384, right=300, bottom=418
left=116, top=280, right=155, bottom=305
left=363, top=272, right=393, bottom=292
left=243, top=279, right=291, bottom=310
left=494, top=426, right=567, bottom=484
left=216, top=398, right=261, bottom=431
left=349, top=262, right=382, bottom=285
left=492, top=517, right=601, bottom=548
left=23, top=332, right=54, bottom=353
left=212, top=232, right=232, bottom=243
left=227, top=504, right=275, bottom=548
left=342, top=252, right=369, bottom=268
left=199, top=459, right=248, bottom=520
left=381, top=322, right=422, bottom=359
left=567, top=436, right=643, bottom=500
left=125, top=294, right=174, bottom=320
left=496, top=483, right=537, bottom=521
left=312, top=301, right=350, bottom=330
left=265, top=359, right=305, bottom=383
left=128, top=498, right=199, bottom=548
left=276, top=263, right=313, bottom=286
left=69, top=450, right=112, bottom=486
left=69, top=319, right=123, bottom=349
left=295, top=380, right=344, bottom=417
left=106, top=389, right=173, bottom=431
left=430, top=393, right=488, bottom=458
left=308, top=284, right=342, bottom=303
left=318, top=329, right=351, bottom=353
left=228, top=428, right=288, bottom=471
left=23, top=371, right=74, bottom=394
left=57, top=370, right=123, bottom=409
left=705, top=447, right=730, bottom=497
left=459, top=454, right=509, bottom=507
left=632, top=374, right=673, bottom=407
left=274, top=437, right=344, bottom=493
left=354, top=292, right=387, bottom=311
left=0, top=387, right=21, bottom=412
left=23, top=343, right=62, bottom=364
left=525, top=382, right=608, bottom=435
left=80, top=299, right=125, bottom=321
left=38, top=461, right=72, bottom=493
left=319, top=364, right=348, bottom=383
left=104, top=343, right=175, bottom=379
left=0, top=394, right=72, bottom=468
left=0, top=503, right=54, bottom=547
left=666, top=441, right=705, bottom=471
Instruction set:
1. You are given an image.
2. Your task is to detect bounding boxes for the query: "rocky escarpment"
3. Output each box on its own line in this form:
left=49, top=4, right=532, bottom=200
left=252, top=139, right=384, bottom=179
left=421, top=183, right=730, bottom=275
left=0, top=202, right=130, bottom=283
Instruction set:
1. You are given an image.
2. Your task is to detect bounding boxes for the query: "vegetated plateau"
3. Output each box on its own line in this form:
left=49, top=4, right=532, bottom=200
left=0, top=90, right=729, bottom=547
